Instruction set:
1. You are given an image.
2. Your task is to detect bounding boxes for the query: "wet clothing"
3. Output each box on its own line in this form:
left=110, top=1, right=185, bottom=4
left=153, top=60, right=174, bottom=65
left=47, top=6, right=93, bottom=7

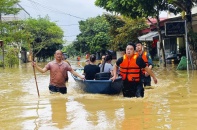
left=116, top=55, right=146, bottom=97
left=139, top=51, right=153, bottom=87
left=45, top=60, right=71, bottom=94
left=84, top=64, right=100, bottom=80
left=122, top=80, right=144, bottom=97
left=49, top=85, right=67, bottom=94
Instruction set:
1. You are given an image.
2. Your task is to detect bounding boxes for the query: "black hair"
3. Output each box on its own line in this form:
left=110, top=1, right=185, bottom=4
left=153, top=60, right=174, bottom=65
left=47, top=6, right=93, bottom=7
left=105, top=54, right=112, bottom=62
left=127, top=42, right=136, bottom=50
left=90, top=54, right=96, bottom=62
left=135, top=40, right=142, bottom=45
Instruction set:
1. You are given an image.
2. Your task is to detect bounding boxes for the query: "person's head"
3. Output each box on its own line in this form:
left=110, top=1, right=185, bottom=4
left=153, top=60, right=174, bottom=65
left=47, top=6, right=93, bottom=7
left=135, top=41, right=143, bottom=52
left=105, top=54, right=112, bottom=63
left=101, top=55, right=106, bottom=64
left=54, top=50, right=63, bottom=61
left=126, top=42, right=136, bottom=57
left=89, top=54, right=96, bottom=63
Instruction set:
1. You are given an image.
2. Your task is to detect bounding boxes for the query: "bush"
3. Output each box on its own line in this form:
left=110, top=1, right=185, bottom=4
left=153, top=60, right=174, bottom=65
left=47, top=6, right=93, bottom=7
left=5, top=47, right=19, bottom=67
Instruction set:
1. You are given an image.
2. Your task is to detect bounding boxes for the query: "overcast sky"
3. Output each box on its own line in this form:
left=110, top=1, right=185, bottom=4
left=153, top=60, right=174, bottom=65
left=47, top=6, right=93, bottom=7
left=19, top=0, right=107, bottom=42
left=19, top=0, right=168, bottom=42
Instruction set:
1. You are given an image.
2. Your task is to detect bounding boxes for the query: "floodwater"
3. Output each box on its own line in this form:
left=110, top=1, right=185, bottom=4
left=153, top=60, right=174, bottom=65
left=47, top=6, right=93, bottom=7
left=0, top=59, right=197, bottom=130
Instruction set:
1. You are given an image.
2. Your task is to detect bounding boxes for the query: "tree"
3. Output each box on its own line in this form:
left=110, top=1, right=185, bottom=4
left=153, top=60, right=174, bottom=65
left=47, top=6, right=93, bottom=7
left=5, top=47, right=19, bottom=67
left=62, top=43, right=78, bottom=58
left=24, top=16, right=64, bottom=60
left=76, top=15, right=111, bottom=54
left=0, top=0, right=21, bottom=21
left=168, top=0, right=197, bottom=32
left=0, top=0, right=21, bottom=67
left=104, top=14, right=148, bottom=51
left=95, top=0, right=177, bottom=67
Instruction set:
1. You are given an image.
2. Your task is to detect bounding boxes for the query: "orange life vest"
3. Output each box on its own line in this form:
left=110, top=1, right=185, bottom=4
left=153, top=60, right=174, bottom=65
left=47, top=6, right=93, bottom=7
left=141, top=51, right=149, bottom=74
left=119, top=54, right=141, bottom=81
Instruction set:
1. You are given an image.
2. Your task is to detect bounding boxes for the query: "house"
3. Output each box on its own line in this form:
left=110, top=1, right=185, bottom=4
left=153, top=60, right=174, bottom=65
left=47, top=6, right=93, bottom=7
left=138, top=6, right=197, bottom=65
left=1, top=3, right=30, bottom=63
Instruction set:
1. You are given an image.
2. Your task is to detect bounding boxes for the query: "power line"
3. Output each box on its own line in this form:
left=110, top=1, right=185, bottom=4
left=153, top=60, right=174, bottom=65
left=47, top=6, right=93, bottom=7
left=27, top=0, right=85, bottom=20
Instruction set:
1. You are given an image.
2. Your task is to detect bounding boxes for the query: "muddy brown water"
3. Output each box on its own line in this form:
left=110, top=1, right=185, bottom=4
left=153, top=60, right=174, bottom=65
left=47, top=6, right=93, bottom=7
left=0, top=60, right=197, bottom=130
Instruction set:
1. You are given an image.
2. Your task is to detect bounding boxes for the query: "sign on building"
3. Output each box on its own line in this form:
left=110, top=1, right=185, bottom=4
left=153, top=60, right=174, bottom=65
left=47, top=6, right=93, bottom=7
left=165, top=21, right=185, bottom=36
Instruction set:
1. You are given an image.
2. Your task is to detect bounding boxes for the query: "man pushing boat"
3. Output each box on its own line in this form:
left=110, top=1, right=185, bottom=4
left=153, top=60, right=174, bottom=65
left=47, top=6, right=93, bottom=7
left=32, top=50, right=85, bottom=94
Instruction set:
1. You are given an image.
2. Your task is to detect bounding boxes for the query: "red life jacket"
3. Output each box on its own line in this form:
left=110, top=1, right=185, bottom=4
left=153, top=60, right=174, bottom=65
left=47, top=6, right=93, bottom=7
left=119, top=54, right=141, bottom=81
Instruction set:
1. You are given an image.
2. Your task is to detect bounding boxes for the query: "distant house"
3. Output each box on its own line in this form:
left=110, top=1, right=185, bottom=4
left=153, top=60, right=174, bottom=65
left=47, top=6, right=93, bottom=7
left=1, top=3, right=31, bottom=63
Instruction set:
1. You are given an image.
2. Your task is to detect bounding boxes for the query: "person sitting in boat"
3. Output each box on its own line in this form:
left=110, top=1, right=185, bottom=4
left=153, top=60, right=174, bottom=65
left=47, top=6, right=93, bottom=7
left=98, top=55, right=106, bottom=66
left=84, top=54, right=100, bottom=80
left=32, top=50, right=85, bottom=94
left=99, top=54, right=113, bottom=76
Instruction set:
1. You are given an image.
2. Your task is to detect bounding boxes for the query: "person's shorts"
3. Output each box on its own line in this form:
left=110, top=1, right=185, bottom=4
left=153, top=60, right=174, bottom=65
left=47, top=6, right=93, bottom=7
left=122, top=80, right=144, bottom=98
left=49, top=85, right=67, bottom=94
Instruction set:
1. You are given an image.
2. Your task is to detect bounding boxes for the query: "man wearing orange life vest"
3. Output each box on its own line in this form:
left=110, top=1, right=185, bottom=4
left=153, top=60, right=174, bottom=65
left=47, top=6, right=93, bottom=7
left=135, top=41, right=153, bottom=87
left=111, top=42, right=157, bottom=98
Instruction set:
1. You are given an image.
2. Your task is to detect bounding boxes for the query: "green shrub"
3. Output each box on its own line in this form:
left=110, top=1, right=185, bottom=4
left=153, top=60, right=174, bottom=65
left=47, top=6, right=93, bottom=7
left=5, top=47, right=19, bottom=67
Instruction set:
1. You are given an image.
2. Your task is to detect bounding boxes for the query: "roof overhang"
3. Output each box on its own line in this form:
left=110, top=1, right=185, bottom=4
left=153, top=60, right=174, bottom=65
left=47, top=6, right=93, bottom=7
left=138, top=31, right=165, bottom=41
left=138, top=31, right=158, bottom=41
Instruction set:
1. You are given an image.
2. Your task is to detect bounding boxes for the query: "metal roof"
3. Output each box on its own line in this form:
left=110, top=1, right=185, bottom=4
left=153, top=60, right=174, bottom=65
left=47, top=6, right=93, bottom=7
left=138, top=31, right=158, bottom=41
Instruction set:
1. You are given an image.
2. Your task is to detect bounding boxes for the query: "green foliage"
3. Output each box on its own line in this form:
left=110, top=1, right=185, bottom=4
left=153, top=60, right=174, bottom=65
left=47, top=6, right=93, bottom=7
left=168, top=0, right=196, bottom=11
left=95, top=0, right=171, bottom=67
left=62, top=43, right=78, bottom=57
left=0, top=0, right=24, bottom=48
left=0, top=0, right=21, bottom=18
left=95, top=0, right=170, bottom=18
left=104, top=14, right=148, bottom=51
left=24, top=16, right=64, bottom=60
left=5, top=47, right=19, bottom=67
left=168, top=0, right=197, bottom=32
left=77, top=15, right=111, bottom=54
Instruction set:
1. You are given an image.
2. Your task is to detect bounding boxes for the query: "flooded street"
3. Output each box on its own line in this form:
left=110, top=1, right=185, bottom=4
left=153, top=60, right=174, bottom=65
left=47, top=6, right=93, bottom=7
left=0, top=60, right=197, bottom=130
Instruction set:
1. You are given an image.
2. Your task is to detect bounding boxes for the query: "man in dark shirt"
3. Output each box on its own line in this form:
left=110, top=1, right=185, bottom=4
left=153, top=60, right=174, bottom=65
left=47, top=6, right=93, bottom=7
left=84, top=54, right=100, bottom=80
left=111, top=42, right=157, bottom=98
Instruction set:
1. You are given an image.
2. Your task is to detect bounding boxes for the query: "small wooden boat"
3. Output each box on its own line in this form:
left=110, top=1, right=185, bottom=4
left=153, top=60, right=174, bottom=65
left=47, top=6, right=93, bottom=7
left=72, top=69, right=123, bottom=94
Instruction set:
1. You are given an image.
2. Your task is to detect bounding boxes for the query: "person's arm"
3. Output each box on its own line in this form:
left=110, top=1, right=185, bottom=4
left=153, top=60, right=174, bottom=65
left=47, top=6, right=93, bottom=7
left=137, top=56, right=157, bottom=84
left=70, top=69, right=85, bottom=80
left=144, top=67, right=157, bottom=84
left=110, top=63, right=118, bottom=82
left=147, top=53, right=153, bottom=69
left=110, top=65, right=114, bottom=76
left=32, top=61, right=48, bottom=73
left=145, top=53, right=153, bottom=76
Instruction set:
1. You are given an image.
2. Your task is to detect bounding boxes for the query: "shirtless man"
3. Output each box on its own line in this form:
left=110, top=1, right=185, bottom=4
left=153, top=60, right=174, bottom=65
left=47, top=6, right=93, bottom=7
left=32, top=50, right=84, bottom=94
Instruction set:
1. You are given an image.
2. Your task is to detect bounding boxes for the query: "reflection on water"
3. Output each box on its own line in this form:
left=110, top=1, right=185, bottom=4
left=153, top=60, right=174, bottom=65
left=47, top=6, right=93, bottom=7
left=0, top=60, right=197, bottom=129
left=50, top=97, right=68, bottom=129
